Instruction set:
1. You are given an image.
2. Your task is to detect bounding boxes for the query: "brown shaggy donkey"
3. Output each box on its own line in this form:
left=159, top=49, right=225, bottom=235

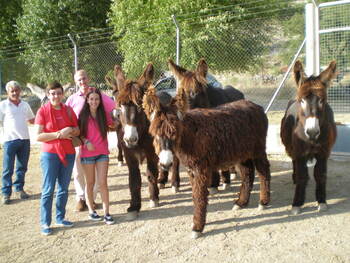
left=114, top=63, right=162, bottom=220
left=159, top=59, right=244, bottom=193
left=143, top=87, right=271, bottom=238
left=280, top=60, right=337, bottom=215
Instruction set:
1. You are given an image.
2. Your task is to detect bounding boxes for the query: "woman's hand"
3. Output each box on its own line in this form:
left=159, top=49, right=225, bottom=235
left=86, top=141, right=95, bottom=151
left=59, top=127, right=73, bottom=139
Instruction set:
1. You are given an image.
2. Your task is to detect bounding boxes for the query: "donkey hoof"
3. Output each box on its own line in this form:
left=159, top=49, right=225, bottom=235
left=231, top=173, right=237, bottom=181
left=221, top=183, right=229, bottom=191
left=318, top=203, right=328, bottom=212
left=158, top=183, right=166, bottom=189
left=149, top=200, right=159, bottom=208
left=232, top=204, right=242, bottom=211
left=209, top=187, right=219, bottom=196
left=126, top=211, right=138, bottom=221
left=171, top=186, right=179, bottom=194
left=258, top=204, right=267, bottom=211
left=291, top=206, right=301, bottom=215
left=191, top=231, right=202, bottom=239
left=118, top=161, right=123, bottom=167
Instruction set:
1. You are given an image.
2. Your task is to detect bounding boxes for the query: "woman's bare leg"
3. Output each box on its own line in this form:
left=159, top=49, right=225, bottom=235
left=95, top=160, right=109, bottom=215
left=81, top=163, right=96, bottom=214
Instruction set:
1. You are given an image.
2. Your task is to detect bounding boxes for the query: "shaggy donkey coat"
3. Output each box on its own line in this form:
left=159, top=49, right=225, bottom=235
left=280, top=60, right=337, bottom=215
left=159, top=59, right=244, bottom=190
left=143, top=88, right=271, bottom=238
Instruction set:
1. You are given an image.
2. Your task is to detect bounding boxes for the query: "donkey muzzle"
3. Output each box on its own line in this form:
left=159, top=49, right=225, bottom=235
left=304, top=117, right=320, bottom=141
left=159, top=150, right=173, bottom=171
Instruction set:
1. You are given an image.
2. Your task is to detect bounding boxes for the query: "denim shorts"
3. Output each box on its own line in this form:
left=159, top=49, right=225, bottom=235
left=81, top=154, right=109, bottom=164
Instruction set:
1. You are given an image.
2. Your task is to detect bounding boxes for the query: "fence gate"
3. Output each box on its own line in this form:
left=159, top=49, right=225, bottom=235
left=306, top=0, right=350, bottom=112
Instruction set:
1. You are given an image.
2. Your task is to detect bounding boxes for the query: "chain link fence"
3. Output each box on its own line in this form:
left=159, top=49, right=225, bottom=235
left=319, top=1, right=350, bottom=113
left=0, top=4, right=348, bottom=122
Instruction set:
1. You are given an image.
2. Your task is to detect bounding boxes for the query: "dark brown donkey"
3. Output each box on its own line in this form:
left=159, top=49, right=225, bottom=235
left=143, top=87, right=271, bottom=238
left=280, top=60, right=337, bottom=215
left=159, top=59, right=244, bottom=193
left=114, top=63, right=162, bottom=220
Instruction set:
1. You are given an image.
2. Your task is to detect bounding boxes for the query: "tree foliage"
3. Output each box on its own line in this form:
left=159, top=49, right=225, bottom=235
left=109, top=0, right=294, bottom=77
left=0, top=0, right=23, bottom=50
left=15, top=0, right=112, bottom=84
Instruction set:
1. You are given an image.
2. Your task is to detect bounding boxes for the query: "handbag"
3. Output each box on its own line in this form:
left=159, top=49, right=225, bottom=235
left=66, top=107, right=82, bottom=147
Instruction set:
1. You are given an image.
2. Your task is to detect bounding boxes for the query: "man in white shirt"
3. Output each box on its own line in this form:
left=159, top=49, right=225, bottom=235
left=0, top=81, right=35, bottom=204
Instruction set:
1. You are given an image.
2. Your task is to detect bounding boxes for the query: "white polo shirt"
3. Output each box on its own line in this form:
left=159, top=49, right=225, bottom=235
left=0, top=99, right=35, bottom=142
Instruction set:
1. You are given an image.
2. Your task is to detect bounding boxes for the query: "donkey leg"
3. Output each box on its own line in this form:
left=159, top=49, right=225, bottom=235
left=124, top=154, right=142, bottom=219
left=117, top=128, right=124, bottom=166
left=221, top=170, right=231, bottom=190
left=208, top=171, right=220, bottom=195
left=158, top=170, right=169, bottom=189
left=233, top=160, right=255, bottom=210
left=313, top=156, right=328, bottom=211
left=255, top=155, right=271, bottom=210
left=291, top=158, right=309, bottom=215
left=191, top=171, right=209, bottom=239
left=117, top=144, right=124, bottom=166
left=170, top=156, right=180, bottom=193
left=146, top=154, right=160, bottom=208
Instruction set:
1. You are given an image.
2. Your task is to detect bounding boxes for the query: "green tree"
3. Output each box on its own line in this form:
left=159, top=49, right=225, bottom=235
left=109, top=0, right=294, bottom=77
left=0, top=0, right=22, bottom=49
left=16, top=0, right=112, bottom=84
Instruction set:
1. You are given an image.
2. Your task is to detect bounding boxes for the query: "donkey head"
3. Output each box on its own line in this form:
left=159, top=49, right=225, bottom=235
left=294, top=60, right=337, bottom=141
left=143, top=87, right=187, bottom=171
left=115, top=63, right=154, bottom=148
left=168, top=58, right=210, bottom=109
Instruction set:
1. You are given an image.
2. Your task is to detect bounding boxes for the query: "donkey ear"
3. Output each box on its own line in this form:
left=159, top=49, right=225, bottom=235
left=105, top=76, right=118, bottom=92
left=293, top=60, right=307, bottom=87
left=114, top=65, right=126, bottom=90
left=168, top=59, right=187, bottom=82
left=319, top=60, right=337, bottom=86
left=196, top=58, right=208, bottom=78
left=139, top=63, right=154, bottom=88
left=142, top=86, right=160, bottom=120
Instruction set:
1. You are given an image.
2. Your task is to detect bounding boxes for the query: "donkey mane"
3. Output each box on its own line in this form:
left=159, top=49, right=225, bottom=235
left=297, top=76, right=328, bottom=100
left=117, top=81, right=145, bottom=107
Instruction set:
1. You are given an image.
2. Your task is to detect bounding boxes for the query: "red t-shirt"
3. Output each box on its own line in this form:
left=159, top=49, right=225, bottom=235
left=35, top=105, right=78, bottom=154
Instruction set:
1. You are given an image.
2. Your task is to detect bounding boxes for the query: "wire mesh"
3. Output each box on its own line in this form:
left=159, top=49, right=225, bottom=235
left=319, top=2, right=350, bottom=113
left=0, top=2, right=348, bottom=120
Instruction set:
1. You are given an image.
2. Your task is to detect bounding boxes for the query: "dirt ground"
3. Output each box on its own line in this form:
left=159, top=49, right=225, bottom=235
left=0, top=146, right=350, bottom=263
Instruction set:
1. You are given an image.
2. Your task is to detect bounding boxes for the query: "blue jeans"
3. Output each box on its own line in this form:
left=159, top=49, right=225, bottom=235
left=40, top=152, right=75, bottom=226
left=2, top=139, right=30, bottom=196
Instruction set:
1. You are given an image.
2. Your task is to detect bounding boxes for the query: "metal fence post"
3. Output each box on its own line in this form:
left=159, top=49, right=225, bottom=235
left=0, top=61, right=2, bottom=96
left=172, top=15, right=180, bottom=65
left=305, top=3, right=318, bottom=76
left=68, top=33, right=78, bottom=72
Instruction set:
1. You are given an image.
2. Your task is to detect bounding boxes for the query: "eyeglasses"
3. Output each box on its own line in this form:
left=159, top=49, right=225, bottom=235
left=49, top=91, right=63, bottom=96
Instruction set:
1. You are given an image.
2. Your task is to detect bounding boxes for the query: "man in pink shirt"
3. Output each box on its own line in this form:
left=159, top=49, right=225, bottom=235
left=66, top=70, right=115, bottom=211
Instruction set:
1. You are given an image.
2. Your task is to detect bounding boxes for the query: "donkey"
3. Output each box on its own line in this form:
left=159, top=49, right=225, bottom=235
left=105, top=74, right=125, bottom=166
left=143, top=87, right=271, bottom=238
left=280, top=60, right=337, bottom=215
left=159, top=59, right=244, bottom=192
left=114, top=63, right=163, bottom=220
